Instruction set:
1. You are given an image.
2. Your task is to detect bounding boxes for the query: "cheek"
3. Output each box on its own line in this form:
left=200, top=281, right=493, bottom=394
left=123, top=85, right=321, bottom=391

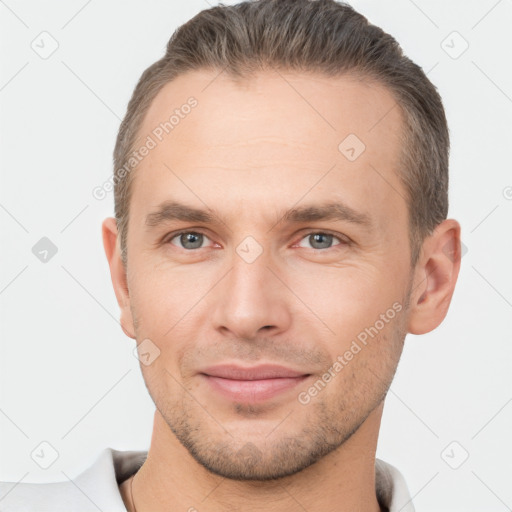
left=128, top=262, right=215, bottom=368
left=287, top=263, right=395, bottom=329
left=129, top=259, right=204, bottom=319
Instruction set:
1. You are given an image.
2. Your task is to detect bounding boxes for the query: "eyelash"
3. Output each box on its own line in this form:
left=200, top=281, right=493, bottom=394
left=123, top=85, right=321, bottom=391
left=163, top=229, right=350, bottom=251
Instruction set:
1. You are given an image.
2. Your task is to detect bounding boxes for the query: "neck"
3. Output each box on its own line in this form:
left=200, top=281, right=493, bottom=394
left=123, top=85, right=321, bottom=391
left=125, top=404, right=384, bottom=512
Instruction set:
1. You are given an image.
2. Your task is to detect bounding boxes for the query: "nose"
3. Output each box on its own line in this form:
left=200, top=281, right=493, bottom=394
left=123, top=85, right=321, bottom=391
left=210, top=247, right=292, bottom=341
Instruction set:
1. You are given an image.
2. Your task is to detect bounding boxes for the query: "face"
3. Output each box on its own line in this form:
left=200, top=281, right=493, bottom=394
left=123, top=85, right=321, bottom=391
left=117, top=69, right=415, bottom=480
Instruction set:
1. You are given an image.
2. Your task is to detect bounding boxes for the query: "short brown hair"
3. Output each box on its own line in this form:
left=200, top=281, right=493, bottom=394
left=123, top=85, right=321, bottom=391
left=113, top=0, right=449, bottom=268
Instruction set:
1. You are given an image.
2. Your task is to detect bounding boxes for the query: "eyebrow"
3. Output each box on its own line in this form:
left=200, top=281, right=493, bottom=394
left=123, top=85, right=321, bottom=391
left=145, top=200, right=373, bottom=231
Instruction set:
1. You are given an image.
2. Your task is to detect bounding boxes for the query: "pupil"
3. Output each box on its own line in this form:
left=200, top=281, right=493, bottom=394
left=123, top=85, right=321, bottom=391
left=182, top=233, right=202, bottom=249
left=312, top=233, right=331, bottom=249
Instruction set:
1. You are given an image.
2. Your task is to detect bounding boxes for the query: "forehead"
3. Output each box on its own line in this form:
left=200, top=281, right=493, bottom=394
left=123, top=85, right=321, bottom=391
left=130, top=68, right=407, bottom=234
left=138, top=68, right=403, bottom=160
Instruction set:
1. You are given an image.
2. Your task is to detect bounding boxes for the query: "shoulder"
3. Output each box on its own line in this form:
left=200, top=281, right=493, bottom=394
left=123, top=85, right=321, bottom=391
left=0, top=447, right=147, bottom=512
left=0, top=479, right=93, bottom=512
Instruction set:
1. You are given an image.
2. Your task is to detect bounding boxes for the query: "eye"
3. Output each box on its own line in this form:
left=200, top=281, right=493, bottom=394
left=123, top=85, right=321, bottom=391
left=168, top=231, right=213, bottom=250
left=164, top=230, right=349, bottom=252
left=296, top=231, right=347, bottom=250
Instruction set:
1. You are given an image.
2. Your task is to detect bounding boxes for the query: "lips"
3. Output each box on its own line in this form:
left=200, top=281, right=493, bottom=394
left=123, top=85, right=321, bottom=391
left=199, top=364, right=311, bottom=402
left=200, top=364, right=308, bottom=380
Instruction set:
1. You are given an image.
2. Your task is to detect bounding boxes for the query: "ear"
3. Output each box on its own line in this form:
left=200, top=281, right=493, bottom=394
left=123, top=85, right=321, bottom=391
left=102, top=217, right=136, bottom=339
left=407, top=219, right=462, bottom=335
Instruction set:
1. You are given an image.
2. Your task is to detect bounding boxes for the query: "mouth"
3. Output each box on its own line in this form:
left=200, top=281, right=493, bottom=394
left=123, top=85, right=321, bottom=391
left=199, top=364, right=311, bottom=402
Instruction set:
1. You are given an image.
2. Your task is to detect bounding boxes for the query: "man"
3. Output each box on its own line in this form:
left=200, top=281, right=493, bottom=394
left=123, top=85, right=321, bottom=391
left=0, top=0, right=461, bottom=510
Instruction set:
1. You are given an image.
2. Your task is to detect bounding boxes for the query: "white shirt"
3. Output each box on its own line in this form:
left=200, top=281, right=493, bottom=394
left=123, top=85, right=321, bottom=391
left=0, top=448, right=415, bottom=511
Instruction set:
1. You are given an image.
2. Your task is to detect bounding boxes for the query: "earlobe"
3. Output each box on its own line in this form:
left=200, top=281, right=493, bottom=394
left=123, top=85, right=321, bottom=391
left=407, top=219, right=462, bottom=335
left=101, top=217, right=136, bottom=339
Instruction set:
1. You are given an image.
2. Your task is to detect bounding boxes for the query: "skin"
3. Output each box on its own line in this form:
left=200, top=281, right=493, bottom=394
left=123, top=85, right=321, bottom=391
left=103, top=68, right=461, bottom=512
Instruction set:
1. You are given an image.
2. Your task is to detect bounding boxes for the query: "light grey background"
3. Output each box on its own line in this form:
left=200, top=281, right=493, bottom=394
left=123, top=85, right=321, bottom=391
left=1, top=1, right=511, bottom=510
